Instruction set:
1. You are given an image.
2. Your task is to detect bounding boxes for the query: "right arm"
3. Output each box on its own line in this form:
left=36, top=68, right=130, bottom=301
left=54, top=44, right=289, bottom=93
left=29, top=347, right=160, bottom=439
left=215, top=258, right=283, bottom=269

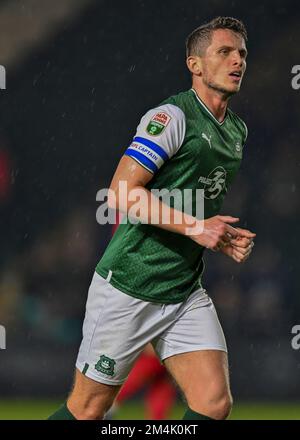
left=107, top=155, right=241, bottom=251
left=108, top=104, right=244, bottom=251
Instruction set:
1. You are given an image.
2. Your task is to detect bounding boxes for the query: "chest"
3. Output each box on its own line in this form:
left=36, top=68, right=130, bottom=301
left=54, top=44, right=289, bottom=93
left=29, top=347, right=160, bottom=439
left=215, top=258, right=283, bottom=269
left=185, top=117, right=243, bottom=168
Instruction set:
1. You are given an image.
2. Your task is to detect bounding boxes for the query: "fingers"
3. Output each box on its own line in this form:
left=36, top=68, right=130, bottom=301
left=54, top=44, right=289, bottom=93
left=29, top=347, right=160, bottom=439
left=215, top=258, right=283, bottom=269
left=230, top=236, right=253, bottom=248
left=232, top=241, right=254, bottom=262
left=219, top=240, right=254, bottom=262
left=218, top=216, right=240, bottom=224
left=235, top=227, right=256, bottom=239
left=224, top=224, right=240, bottom=239
left=232, top=240, right=254, bottom=252
left=205, top=216, right=255, bottom=255
left=232, top=246, right=249, bottom=257
left=217, top=220, right=256, bottom=239
left=222, top=232, right=233, bottom=244
left=232, top=253, right=248, bottom=263
left=232, top=250, right=248, bottom=263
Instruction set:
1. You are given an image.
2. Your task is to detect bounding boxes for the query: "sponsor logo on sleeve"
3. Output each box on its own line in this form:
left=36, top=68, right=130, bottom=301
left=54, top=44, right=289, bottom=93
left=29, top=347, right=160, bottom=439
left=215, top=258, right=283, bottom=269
left=146, top=112, right=171, bottom=136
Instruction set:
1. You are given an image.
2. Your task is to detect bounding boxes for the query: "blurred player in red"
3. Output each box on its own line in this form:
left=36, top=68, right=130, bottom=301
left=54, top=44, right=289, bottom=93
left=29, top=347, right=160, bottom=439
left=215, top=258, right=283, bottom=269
left=110, top=214, right=177, bottom=420
left=0, top=148, right=11, bottom=202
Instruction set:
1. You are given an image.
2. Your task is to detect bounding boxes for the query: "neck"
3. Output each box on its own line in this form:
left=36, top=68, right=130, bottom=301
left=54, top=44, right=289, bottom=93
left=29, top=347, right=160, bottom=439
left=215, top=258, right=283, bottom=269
left=192, top=82, right=229, bottom=123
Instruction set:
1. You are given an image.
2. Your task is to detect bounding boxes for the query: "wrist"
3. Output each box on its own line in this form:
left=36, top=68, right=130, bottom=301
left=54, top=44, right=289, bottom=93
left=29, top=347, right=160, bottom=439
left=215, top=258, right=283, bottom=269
left=184, top=218, right=205, bottom=238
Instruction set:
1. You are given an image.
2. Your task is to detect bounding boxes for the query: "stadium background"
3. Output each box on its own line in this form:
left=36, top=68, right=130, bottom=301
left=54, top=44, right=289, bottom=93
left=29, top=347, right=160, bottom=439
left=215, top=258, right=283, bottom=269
left=0, top=0, right=299, bottom=419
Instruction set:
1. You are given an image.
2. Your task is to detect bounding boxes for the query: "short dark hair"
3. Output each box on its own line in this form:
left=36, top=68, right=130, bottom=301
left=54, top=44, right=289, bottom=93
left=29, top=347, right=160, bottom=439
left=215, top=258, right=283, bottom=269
left=186, top=16, right=247, bottom=57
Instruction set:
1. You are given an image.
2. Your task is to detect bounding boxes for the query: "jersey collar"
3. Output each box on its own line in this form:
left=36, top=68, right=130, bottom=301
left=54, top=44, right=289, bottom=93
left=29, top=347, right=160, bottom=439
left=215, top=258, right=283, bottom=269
left=191, top=88, right=228, bottom=126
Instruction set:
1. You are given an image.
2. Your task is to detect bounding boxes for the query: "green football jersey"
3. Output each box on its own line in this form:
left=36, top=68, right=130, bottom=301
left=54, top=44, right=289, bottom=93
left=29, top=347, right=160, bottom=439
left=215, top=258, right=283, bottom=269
left=96, top=88, right=247, bottom=303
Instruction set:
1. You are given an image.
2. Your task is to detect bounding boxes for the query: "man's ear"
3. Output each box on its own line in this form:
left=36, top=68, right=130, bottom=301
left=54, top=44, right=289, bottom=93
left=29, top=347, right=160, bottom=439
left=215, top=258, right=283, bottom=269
left=186, top=56, right=202, bottom=76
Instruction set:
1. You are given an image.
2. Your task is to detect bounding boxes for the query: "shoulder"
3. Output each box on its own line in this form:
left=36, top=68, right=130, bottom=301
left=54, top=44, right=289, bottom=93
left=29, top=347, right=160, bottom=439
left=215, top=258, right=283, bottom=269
left=140, top=102, right=186, bottom=135
left=159, top=89, right=194, bottom=115
left=136, top=100, right=186, bottom=150
left=124, top=95, right=188, bottom=174
left=142, top=89, right=195, bottom=127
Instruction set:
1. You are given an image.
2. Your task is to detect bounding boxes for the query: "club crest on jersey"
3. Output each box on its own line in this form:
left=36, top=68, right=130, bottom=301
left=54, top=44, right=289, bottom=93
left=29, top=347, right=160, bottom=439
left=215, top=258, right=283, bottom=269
left=146, top=112, right=171, bottom=136
left=198, top=166, right=227, bottom=200
left=95, top=355, right=116, bottom=376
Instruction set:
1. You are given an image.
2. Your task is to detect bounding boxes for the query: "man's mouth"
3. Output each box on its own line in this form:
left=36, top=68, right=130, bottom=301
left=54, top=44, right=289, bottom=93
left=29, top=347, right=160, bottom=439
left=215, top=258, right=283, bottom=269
left=229, top=71, right=242, bottom=82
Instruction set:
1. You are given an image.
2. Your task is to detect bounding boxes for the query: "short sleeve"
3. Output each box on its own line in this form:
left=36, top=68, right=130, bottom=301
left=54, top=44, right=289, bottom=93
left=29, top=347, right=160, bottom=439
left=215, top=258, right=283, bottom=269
left=124, top=103, right=186, bottom=174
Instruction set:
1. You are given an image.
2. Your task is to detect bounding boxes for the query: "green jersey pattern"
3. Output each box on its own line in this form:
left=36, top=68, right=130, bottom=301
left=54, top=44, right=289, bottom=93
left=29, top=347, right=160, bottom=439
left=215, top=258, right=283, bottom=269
left=96, top=89, right=247, bottom=303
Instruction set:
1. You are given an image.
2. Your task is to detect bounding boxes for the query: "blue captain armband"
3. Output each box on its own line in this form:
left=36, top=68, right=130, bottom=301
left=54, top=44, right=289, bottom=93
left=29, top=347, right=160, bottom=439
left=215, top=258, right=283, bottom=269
left=124, top=136, right=169, bottom=174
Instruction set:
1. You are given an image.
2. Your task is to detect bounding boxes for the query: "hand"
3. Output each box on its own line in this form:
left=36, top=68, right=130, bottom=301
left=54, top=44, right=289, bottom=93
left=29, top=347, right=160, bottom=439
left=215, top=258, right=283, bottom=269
left=220, top=227, right=256, bottom=263
left=190, top=215, right=240, bottom=251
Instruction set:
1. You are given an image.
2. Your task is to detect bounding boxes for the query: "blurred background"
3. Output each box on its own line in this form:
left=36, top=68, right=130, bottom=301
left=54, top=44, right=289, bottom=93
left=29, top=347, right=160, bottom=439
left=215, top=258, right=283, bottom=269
left=0, top=0, right=299, bottom=419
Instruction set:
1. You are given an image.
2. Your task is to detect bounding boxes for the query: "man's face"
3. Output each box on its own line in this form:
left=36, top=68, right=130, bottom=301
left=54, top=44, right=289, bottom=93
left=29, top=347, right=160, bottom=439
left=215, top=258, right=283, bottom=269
left=201, top=29, right=247, bottom=96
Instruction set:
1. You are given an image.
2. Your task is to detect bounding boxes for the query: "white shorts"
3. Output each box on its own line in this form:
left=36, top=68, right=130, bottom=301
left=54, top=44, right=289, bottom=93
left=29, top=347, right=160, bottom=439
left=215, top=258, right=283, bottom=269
left=76, top=272, right=227, bottom=385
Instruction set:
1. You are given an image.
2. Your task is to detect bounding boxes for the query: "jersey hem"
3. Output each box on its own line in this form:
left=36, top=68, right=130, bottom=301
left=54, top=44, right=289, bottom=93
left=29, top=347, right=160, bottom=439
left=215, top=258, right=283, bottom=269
left=95, top=266, right=198, bottom=305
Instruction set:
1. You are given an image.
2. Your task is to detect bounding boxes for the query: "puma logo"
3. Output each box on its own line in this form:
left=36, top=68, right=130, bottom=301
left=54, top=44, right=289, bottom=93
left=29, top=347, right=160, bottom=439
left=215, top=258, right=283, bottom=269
left=201, top=132, right=212, bottom=149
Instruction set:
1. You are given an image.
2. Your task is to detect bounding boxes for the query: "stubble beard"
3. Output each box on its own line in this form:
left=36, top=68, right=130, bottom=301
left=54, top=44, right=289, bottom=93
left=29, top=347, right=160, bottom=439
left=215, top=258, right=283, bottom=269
left=203, top=75, right=239, bottom=99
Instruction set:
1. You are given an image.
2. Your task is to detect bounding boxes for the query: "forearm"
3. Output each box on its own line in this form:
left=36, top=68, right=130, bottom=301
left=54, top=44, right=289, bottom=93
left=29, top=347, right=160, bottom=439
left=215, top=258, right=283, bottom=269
left=108, top=184, right=201, bottom=237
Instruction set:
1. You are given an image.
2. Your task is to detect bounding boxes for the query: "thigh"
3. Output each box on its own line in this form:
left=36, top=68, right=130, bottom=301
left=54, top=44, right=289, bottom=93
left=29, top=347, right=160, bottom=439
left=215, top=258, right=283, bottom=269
left=153, top=289, right=227, bottom=362
left=164, top=349, right=230, bottom=408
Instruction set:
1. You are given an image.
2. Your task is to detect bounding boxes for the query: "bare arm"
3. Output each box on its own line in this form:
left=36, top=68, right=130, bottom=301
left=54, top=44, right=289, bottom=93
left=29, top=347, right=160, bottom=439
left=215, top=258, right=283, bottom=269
left=107, top=156, right=244, bottom=250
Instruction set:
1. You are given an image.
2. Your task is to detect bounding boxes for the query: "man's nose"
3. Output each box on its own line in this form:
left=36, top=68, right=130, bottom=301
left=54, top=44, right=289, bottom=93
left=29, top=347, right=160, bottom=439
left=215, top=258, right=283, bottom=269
left=232, top=50, right=243, bottom=67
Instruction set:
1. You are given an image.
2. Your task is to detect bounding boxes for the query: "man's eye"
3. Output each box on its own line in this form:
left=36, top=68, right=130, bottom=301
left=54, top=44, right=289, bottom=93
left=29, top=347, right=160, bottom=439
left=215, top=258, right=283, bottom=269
left=220, top=49, right=229, bottom=55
